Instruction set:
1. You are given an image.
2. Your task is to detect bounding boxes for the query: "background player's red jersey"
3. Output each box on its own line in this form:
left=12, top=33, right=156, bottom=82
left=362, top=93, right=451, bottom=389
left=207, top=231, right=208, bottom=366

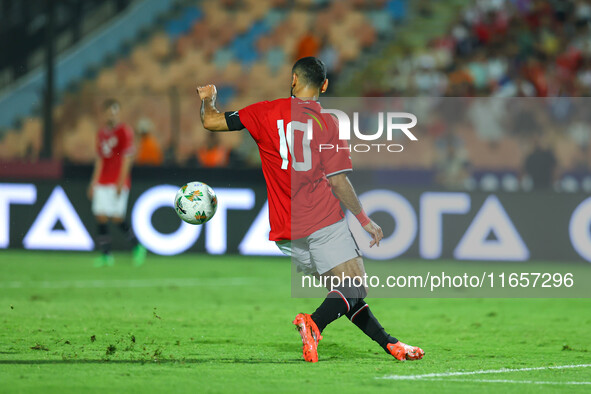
left=96, top=123, right=134, bottom=187
left=239, top=97, right=352, bottom=241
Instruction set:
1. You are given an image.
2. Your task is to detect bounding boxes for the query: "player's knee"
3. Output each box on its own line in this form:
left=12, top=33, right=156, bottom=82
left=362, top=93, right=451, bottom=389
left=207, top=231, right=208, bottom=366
left=328, top=284, right=364, bottom=314
left=345, top=299, right=367, bottom=320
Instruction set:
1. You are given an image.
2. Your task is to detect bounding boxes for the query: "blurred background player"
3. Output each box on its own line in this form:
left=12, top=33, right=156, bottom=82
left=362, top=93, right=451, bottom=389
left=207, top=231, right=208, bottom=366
left=197, top=57, right=424, bottom=363
left=87, top=99, right=146, bottom=267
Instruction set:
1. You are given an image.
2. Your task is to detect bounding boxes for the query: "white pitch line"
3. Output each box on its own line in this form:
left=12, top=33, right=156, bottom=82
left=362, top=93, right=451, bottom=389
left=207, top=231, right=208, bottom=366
left=0, top=277, right=262, bottom=289
left=380, top=364, right=591, bottom=380
left=421, top=378, right=591, bottom=385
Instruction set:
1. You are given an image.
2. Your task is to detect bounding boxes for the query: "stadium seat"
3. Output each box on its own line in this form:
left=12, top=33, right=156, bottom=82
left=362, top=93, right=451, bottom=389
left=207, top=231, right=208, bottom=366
left=96, top=68, right=119, bottom=92
left=149, top=34, right=171, bottom=61
left=165, top=6, right=203, bottom=39
left=386, top=0, right=407, bottom=21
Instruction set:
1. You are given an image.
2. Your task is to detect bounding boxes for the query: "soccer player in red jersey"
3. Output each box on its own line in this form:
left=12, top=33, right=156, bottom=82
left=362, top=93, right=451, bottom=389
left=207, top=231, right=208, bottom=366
left=197, top=57, right=424, bottom=362
left=88, top=99, right=146, bottom=267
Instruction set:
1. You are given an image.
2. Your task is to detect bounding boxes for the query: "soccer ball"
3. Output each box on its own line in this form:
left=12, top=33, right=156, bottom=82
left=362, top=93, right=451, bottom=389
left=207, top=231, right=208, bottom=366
left=174, top=181, right=218, bottom=225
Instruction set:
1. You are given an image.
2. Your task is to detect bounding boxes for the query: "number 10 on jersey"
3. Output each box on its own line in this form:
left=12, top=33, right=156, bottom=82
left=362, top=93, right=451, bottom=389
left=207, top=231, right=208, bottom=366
left=277, top=120, right=313, bottom=171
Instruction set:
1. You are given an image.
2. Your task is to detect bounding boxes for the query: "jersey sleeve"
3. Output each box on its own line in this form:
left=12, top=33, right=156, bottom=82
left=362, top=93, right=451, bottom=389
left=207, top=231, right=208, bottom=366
left=238, top=101, right=271, bottom=141
left=119, top=125, right=135, bottom=156
left=320, top=114, right=353, bottom=177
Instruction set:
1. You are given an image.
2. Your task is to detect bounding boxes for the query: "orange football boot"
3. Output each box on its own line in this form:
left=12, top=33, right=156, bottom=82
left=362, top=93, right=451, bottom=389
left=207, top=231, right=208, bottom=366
left=293, top=313, right=323, bottom=363
left=387, top=341, right=425, bottom=361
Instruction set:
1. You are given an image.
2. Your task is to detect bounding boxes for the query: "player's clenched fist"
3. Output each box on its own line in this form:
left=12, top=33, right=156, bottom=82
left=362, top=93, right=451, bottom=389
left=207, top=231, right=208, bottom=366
left=197, top=84, right=217, bottom=100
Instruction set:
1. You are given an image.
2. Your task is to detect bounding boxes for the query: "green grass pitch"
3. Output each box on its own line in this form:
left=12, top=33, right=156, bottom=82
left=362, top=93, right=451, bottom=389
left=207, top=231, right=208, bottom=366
left=0, top=251, right=590, bottom=393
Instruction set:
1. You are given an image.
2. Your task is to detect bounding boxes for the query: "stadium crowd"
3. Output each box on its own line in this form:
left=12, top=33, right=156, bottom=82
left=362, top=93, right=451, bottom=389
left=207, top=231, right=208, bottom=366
left=368, top=0, right=591, bottom=189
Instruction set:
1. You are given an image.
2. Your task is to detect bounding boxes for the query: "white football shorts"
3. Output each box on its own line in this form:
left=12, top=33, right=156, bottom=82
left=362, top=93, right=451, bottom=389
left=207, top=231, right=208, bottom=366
left=91, top=184, right=129, bottom=218
left=276, top=218, right=361, bottom=275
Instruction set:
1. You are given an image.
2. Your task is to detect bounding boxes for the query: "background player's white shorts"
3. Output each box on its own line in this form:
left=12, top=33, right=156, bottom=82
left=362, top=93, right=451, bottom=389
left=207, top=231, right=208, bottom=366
left=91, top=185, right=129, bottom=218
left=276, top=219, right=361, bottom=275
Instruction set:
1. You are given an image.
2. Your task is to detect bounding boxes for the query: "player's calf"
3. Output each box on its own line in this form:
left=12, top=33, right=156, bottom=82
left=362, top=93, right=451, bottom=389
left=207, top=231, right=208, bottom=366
left=94, top=221, right=113, bottom=267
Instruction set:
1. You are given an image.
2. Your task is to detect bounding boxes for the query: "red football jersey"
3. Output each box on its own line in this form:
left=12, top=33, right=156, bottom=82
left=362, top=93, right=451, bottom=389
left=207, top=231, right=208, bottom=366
left=96, top=123, right=134, bottom=187
left=239, top=97, right=352, bottom=241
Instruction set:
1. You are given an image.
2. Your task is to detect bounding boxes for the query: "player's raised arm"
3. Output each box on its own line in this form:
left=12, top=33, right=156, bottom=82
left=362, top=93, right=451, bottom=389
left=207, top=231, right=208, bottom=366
left=197, top=84, right=244, bottom=132
left=328, top=173, right=383, bottom=248
left=197, top=84, right=227, bottom=131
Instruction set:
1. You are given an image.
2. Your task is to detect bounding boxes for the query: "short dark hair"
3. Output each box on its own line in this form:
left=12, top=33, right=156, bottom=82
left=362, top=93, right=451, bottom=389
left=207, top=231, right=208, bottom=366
left=103, top=98, right=120, bottom=111
left=292, top=57, right=326, bottom=88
